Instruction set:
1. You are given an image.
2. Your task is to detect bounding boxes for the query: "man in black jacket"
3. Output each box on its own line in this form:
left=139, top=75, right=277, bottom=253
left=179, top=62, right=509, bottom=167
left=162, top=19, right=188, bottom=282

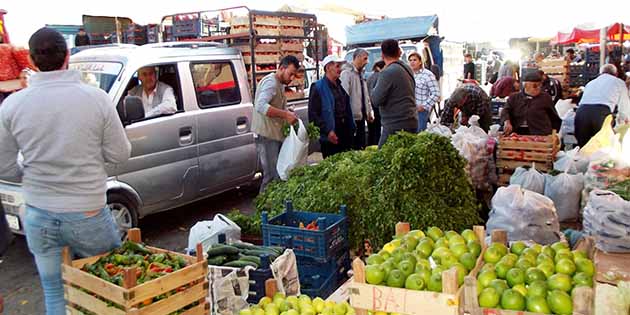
left=74, top=28, right=90, bottom=47
left=370, top=39, right=418, bottom=147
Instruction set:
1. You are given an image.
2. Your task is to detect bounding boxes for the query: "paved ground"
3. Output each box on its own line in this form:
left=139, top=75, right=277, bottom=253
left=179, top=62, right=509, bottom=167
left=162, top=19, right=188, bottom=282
left=0, top=185, right=259, bottom=315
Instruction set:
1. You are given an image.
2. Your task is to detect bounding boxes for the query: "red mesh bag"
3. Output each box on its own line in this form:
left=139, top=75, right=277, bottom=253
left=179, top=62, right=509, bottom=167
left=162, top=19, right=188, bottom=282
left=0, top=44, right=19, bottom=81
left=12, top=46, right=35, bottom=71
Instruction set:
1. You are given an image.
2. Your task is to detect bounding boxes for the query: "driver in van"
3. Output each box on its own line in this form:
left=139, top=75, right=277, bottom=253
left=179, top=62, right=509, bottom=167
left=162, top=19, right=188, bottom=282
left=127, top=66, right=177, bottom=118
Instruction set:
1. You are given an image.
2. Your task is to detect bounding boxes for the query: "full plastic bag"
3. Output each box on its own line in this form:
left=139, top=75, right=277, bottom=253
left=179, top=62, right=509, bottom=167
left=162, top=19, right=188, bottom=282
left=583, top=190, right=630, bottom=252
left=509, top=163, right=545, bottom=194
left=451, top=118, right=494, bottom=190
left=544, top=172, right=584, bottom=222
left=270, top=249, right=301, bottom=296
left=581, top=115, right=615, bottom=157
left=426, top=123, right=453, bottom=138
left=555, top=99, right=575, bottom=119
left=487, top=185, right=561, bottom=244
left=187, top=214, right=241, bottom=254
left=554, top=147, right=589, bottom=174
left=559, top=110, right=576, bottom=140
left=277, top=119, right=309, bottom=181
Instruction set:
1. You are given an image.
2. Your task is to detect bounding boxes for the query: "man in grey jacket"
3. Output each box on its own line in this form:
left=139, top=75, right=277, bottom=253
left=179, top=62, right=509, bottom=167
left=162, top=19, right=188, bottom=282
left=0, top=28, right=131, bottom=315
left=341, top=48, right=373, bottom=150
left=371, top=39, right=418, bottom=147
left=127, top=66, right=177, bottom=118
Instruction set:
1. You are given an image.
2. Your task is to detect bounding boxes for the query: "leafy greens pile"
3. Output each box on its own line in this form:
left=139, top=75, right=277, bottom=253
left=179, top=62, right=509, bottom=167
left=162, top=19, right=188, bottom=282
left=235, top=132, right=481, bottom=250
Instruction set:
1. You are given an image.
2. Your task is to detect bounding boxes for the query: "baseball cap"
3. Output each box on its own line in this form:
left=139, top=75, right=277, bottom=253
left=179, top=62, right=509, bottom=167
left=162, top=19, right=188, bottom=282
left=321, top=55, right=345, bottom=69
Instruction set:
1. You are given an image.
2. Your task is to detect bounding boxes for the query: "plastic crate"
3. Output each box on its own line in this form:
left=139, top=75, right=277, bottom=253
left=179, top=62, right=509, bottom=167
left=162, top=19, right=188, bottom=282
left=262, top=201, right=348, bottom=262
left=300, top=269, right=338, bottom=299
left=297, top=247, right=350, bottom=285
left=174, top=19, right=201, bottom=37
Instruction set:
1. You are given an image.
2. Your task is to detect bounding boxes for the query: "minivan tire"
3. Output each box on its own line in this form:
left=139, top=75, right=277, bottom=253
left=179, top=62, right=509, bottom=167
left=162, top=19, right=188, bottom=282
left=107, top=193, right=139, bottom=239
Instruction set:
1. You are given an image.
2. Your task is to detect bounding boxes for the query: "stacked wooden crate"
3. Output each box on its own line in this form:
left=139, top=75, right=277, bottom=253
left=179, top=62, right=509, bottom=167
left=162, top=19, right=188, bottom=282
left=538, top=58, right=569, bottom=94
left=496, top=132, right=559, bottom=186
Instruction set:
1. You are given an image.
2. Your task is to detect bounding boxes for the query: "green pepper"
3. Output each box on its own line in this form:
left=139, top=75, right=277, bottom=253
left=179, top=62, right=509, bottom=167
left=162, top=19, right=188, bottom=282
left=97, top=265, right=111, bottom=282
left=112, top=254, right=132, bottom=265
left=122, top=241, right=152, bottom=256
left=149, top=253, right=166, bottom=263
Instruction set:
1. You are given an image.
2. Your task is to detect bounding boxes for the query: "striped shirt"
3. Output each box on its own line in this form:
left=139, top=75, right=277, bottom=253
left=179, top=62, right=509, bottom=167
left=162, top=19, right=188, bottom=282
left=413, top=68, right=441, bottom=111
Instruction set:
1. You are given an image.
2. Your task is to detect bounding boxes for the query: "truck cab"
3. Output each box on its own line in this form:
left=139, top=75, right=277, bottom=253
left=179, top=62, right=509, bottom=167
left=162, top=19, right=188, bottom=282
left=1, top=42, right=271, bottom=236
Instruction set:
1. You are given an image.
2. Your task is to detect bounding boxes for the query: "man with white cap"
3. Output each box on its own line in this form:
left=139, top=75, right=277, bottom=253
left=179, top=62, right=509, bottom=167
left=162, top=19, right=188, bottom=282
left=308, top=55, right=355, bottom=158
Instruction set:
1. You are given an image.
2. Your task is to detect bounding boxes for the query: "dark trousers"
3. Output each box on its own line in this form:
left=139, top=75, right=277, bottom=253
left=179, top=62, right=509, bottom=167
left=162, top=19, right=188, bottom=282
left=353, top=119, right=367, bottom=150
left=574, top=104, right=612, bottom=148
left=367, top=108, right=382, bottom=146
left=378, top=127, right=418, bottom=148
left=321, top=120, right=354, bottom=158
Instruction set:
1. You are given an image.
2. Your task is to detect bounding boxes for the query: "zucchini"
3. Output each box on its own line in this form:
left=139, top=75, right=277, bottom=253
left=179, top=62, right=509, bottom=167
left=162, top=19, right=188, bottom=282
left=266, top=246, right=285, bottom=255
left=207, top=255, right=227, bottom=266
left=242, top=249, right=271, bottom=257
left=206, top=244, right=240, bottom=257
left=238, top=255, right=262, bottom=266
left=223, top=260, right=258, bottom=268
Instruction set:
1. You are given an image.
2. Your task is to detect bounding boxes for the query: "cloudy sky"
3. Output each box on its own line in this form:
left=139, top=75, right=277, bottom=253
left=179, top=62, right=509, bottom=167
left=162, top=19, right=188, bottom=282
left=3, top=0, right=629, bottom=46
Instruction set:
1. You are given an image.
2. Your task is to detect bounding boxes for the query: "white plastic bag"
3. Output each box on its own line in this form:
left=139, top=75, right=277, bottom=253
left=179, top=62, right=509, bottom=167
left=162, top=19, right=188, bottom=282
left=451, top=121, right=494, bottom=190
left=426, top=123, right=453, bottom=138
left=554, top=147, right=589, bottom=174
left=509, top=163, right=545, bottom=194
left=555, top=99, right=575, bottom=119
left=277, top=119, right=309, bottom=181
left=583, top=190, right=630, bottom=252
left=187, top=214, right=241, bottom=254
left=559, top=110, right=576, bottom=140
left=487, top=185, right=561, bottom=244
left=544, top=172, right=584, bottom=222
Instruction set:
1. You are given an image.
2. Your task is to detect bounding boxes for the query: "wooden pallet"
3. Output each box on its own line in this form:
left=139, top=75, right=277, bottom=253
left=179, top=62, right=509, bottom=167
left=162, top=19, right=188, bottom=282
left=462, top=230, right=594, bottom=315
left=62, top=229, right=209, bottom=315
left=349, top=223, right=486, bottom=315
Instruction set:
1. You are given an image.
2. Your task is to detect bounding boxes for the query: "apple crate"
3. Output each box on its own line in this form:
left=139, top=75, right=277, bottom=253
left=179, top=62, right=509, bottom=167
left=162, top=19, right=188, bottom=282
left=497, top=131, right=559, bottom=186
left=62, top=229, right=209, bottom=315
left=349, top=223, right=486, bottom=315
left=462, top=230, right=595, bottom=315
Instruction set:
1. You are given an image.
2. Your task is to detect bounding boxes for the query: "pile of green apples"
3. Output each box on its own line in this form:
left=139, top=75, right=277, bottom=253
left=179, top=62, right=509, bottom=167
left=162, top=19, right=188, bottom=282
left=239, top=293, right=355, bottom=315
left=476, top=241, right=595, bottom=314
left=364, top=227, right=482, bottom=292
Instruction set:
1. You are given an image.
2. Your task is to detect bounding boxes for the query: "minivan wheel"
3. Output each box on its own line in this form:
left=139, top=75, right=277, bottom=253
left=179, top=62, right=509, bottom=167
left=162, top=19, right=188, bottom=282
left=107, top=193, right=139, bottom=239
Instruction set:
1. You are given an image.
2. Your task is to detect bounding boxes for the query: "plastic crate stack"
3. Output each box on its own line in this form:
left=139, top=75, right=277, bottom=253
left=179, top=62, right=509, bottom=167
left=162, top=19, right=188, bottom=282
left=173, top=13, right=208, bottom=39
left=125, top=23, right=147, bottom=45
left=261, top=201, right=350, bottom=299
left=491, top=98, right=506, bottom=126
left=569, top=50, right=599, bottom=87
left=163, top=25, right=174, bottom=42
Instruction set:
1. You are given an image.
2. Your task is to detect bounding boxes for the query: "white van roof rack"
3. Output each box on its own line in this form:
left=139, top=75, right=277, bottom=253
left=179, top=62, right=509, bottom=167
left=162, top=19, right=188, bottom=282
left=143, top=42, right=226, bottom=49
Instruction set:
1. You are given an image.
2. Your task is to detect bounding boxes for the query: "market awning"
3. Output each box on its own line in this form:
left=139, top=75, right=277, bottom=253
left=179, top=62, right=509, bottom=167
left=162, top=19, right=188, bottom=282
left=550, top=23, right=630, bottom=45
left=345, top=15, right=438, bottom=46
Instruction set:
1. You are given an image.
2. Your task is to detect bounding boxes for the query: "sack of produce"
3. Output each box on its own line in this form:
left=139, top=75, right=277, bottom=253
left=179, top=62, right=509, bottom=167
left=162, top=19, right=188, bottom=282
left=583, top=190, right=630, bottom=253
left=509, top=163, right=545, bottom=194
left=582, top=160, right=630, bottom=207
left=426, top=122, right=452, bottom=138
left=487, top=185, right=561, bottom=244
left=554, top=147, right=589, bottom=174
left=544, top=171, right=584, bottom=222
left=452, top=120, right=493, bottom=190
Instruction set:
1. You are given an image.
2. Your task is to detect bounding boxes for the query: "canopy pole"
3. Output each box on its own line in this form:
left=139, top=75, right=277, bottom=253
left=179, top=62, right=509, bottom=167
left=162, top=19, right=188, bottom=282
left=600, top=27, right=607, bottom=66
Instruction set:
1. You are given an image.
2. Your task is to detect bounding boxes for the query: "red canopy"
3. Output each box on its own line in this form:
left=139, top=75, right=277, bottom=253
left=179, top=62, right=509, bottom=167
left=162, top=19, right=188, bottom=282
left=550, top=23, right=630, bottom=45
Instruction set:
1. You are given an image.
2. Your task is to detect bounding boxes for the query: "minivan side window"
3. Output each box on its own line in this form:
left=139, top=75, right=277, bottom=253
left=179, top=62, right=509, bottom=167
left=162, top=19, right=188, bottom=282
left=190, top=62, right=241, bottom=109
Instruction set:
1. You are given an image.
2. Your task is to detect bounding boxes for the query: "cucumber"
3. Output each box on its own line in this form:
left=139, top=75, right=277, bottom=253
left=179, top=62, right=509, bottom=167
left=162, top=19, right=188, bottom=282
left=206, top=244, right=240, bottom=257
left=242, top=249, right=271, bottom=257
left=231, top=242, right=259, bottom=251
left=265, top=246, right=285, bottom=255
left=238, top=255, right=262, bottom=266
left=207, top=255, right=227, bottom=266
left=223, top=260, right=258, bottom=268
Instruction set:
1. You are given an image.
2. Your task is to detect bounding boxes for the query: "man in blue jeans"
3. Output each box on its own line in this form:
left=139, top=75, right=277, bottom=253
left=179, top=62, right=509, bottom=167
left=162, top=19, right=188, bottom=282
left=0, top=28, right=131, bottom=315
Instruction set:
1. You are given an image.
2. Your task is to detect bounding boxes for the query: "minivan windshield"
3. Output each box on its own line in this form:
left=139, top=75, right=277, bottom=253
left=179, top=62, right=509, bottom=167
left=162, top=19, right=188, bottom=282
left=68, top=62, right=123, bottom=93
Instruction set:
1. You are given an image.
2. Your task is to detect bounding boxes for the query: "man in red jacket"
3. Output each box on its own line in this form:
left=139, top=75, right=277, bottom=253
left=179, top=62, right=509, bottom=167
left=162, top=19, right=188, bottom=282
left=490, top=76, right=520, bottom=98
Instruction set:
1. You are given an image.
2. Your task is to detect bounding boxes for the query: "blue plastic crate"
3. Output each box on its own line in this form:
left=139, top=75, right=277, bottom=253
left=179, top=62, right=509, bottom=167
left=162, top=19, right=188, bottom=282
left=247, top=266, right=273, bottom=303
left=300, top=269, right=338, bottom=299
left=262, top=201, right=348, bottom=262
left=297, top=247, right=350, bottom=286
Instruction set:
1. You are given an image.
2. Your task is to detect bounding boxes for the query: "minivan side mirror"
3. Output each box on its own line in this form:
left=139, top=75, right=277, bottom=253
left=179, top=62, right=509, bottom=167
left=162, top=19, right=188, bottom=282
left=123, top=96, right=144, bottom=125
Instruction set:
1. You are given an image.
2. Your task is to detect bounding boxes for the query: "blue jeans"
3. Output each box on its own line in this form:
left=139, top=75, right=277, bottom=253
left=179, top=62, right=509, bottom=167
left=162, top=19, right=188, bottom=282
left=255, top=135, right=283, bottom=192
left=417, top=110, right=429, bottom=132
left=24, top=205, right=121, bottom=315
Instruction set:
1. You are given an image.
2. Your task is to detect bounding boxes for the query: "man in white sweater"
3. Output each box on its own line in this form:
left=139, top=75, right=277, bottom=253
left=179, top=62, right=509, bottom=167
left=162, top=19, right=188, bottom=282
left=0, top=28, right=131, bottom=315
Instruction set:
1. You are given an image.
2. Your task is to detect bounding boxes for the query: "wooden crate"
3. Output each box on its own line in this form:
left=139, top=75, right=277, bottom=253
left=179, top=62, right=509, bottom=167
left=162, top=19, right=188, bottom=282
left=62, top=229, right=209, bottom=315
left=279, top=17, right=304, bottom=27
left=497, top=132, right=558, bottom=185
left=280, top=26, right=304, bottom=37
left=242, top=52, right=281, bottom=65
left=281, top=41, right=303, bottom=52
left=349, top=223, right=486, bottom=315
left=462, top=230, right=594, bottom=315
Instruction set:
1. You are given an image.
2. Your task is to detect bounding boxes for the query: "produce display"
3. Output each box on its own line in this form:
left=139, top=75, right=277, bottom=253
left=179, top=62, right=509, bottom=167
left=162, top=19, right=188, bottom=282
left=239, top=293, right=355, bottom=315
left=608, top=179, right=630, bottom=201
left=282, top=121, right=320, bottom=141
left=365, top=227, right=482, bottom=291
left=251, top=132, right=481, bottom=250
left=81, top=240, right=188, bottom=286
left=476, top=241, right=595, bottom=314
left=206, top=242, right=284, bottom=268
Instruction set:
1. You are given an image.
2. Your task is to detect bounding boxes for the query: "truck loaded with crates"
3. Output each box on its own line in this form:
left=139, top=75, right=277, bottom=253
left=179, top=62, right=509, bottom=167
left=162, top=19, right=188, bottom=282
left=160, top=6, right=321, bottom=125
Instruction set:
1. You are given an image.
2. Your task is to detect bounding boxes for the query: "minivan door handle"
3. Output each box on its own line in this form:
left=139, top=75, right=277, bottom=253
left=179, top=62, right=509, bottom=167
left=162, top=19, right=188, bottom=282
left=179, top=126, right=194, bottom=145
left=236, top=116, right=248, bottom=134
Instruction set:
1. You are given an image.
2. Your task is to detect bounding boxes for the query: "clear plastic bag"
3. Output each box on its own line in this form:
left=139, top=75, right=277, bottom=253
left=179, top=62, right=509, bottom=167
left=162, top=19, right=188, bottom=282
left=277, top=119, right=309, bottom=181
left=426, top=123, right=453, bottom=138
left=583, top=190, right=630, bottom=253
left=452, top=121, right=492, bottom=190
left=487, top=185, right=561, bottom=244
left=554, top=147, right=589, bottom=174
left=509, top=163, right=545, bottom=194
left=187, top=214, right=241, bottom=254
left=544, top=172, right=584, bottom=222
